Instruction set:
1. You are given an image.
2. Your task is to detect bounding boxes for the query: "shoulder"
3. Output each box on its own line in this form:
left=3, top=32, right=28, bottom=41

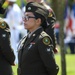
left=0, top=18, right=10, bottom=33
left=43, top=3, right=50, bottom=10
left=40, top=31, right=49, bottom=37
left=39, top=31, right=53, bottom=45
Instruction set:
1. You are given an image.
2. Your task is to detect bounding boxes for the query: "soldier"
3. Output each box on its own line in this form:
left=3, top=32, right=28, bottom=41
left=25, top=0, right=58, bottom=53
left=0, top=18, right=15, bottom=75
left=17, top=2, right=59, bottom=75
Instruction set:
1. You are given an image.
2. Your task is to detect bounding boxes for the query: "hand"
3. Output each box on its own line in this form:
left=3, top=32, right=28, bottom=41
left=12, top=63, right=16, bottom=66
left=54, top=48, right=58, bottom=54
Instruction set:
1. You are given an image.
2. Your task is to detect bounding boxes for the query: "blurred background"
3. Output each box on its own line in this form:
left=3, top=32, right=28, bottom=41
left=1, top=0, right=75, bottom=75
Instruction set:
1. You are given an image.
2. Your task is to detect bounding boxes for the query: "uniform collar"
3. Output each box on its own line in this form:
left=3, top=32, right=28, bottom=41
left=24, top=27, right=43, bottom=47
left=28, top=26, right=42, bottom=38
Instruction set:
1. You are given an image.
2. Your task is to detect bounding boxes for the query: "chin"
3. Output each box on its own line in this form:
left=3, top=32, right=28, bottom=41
left=24, top=25, right=27, bottom=29
left=24, top=27, right=27, bottom=29
left=24, top=27, right=29, bottom=30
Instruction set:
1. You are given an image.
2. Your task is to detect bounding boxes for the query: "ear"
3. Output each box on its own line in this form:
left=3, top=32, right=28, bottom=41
left=36, top=18, right=42, bottom=25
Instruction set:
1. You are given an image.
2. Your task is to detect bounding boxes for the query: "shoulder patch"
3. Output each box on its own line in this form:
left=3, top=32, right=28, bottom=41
left=0, top=21, right=6, bottom=29
left=43, top=37, right=50, bottom=45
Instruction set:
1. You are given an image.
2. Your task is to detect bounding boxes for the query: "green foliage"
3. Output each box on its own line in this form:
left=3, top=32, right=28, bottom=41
left=12, top=65, right=17, bottom=75
left=16, top=0, right=27, bottom=7
left=68, top=0, right=74, bottom=9
left=55, top=54, right=75, bottom=75
left=16, top=0, right=21, bottom=7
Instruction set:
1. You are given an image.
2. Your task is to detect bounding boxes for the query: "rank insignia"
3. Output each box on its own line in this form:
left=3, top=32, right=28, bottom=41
left=28, top=44, right=32, bottom=49
left=2, top=34, right=6, bottom=37
left=43, top=37, right=50, bottom=45
left=48, top=12, right=53, bottom=17
left=47, top=48, right=51, bottom=52
left=0, top=22, right=6, bottom=29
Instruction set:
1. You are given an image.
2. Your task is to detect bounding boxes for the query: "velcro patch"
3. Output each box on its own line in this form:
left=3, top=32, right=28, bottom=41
left=0, top=22, right=6, bottom=29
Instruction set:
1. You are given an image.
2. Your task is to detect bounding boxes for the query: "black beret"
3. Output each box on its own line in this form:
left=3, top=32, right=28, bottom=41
left=26, top=2, right=49, bottom=20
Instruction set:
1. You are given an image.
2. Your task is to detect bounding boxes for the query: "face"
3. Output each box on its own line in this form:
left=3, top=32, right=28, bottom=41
left=23, top=12, right=40, bottom=32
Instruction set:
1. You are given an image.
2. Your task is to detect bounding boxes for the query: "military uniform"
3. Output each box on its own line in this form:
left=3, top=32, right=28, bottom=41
left=17, top=2, right=59, bottom=75
left=45, top=9, right=56, bottom=50
left=0, top=18, right=15, bottom=75
left=18, top=27, right=59, bottom=75
left=40, top=3, right=57, bottom=52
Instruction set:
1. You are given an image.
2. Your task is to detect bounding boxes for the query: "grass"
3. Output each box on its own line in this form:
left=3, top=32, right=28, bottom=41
left=12, top=65, right=17, bottom=75
left=12, top=54, right=75, bottom=75
left=55, top=54, right=75, bottom=75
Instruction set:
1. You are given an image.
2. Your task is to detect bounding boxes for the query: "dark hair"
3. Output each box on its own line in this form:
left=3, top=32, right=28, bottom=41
left=33, top=12, right=47, bottom=30
left=33, top=12, right=45, bottom=23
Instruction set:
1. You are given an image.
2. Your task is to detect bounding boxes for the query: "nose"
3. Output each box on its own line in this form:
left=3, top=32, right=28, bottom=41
left=22, top=17, right=27, bottom=23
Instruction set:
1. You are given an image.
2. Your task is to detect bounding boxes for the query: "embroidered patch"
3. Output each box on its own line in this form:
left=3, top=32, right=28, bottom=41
left=0, top=22, right=6, bottom=29
left=43, top=37, right=50, bottom=45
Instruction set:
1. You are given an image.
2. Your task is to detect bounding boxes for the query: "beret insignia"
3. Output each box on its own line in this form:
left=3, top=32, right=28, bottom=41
left=43, top=37, right=50, bottom=45
left=48, top=12, right=53, bottom=17
left=28, top=7, right=31, bottom=10
left=26, top=2, right=49, bottom=20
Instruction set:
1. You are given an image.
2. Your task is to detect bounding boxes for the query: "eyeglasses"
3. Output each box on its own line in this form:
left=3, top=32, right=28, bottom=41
left=22, top=16, right=36, bottom=21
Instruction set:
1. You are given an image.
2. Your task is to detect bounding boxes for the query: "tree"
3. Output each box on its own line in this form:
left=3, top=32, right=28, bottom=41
left=51, top=0, right=58, bottom=20
left=51, top=0, right=67, bottom=75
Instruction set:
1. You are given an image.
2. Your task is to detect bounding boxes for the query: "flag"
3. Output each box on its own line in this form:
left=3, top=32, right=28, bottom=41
left=64, top=0, right=73, bottom=33
left=71, top=3, right=75, bottom=35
